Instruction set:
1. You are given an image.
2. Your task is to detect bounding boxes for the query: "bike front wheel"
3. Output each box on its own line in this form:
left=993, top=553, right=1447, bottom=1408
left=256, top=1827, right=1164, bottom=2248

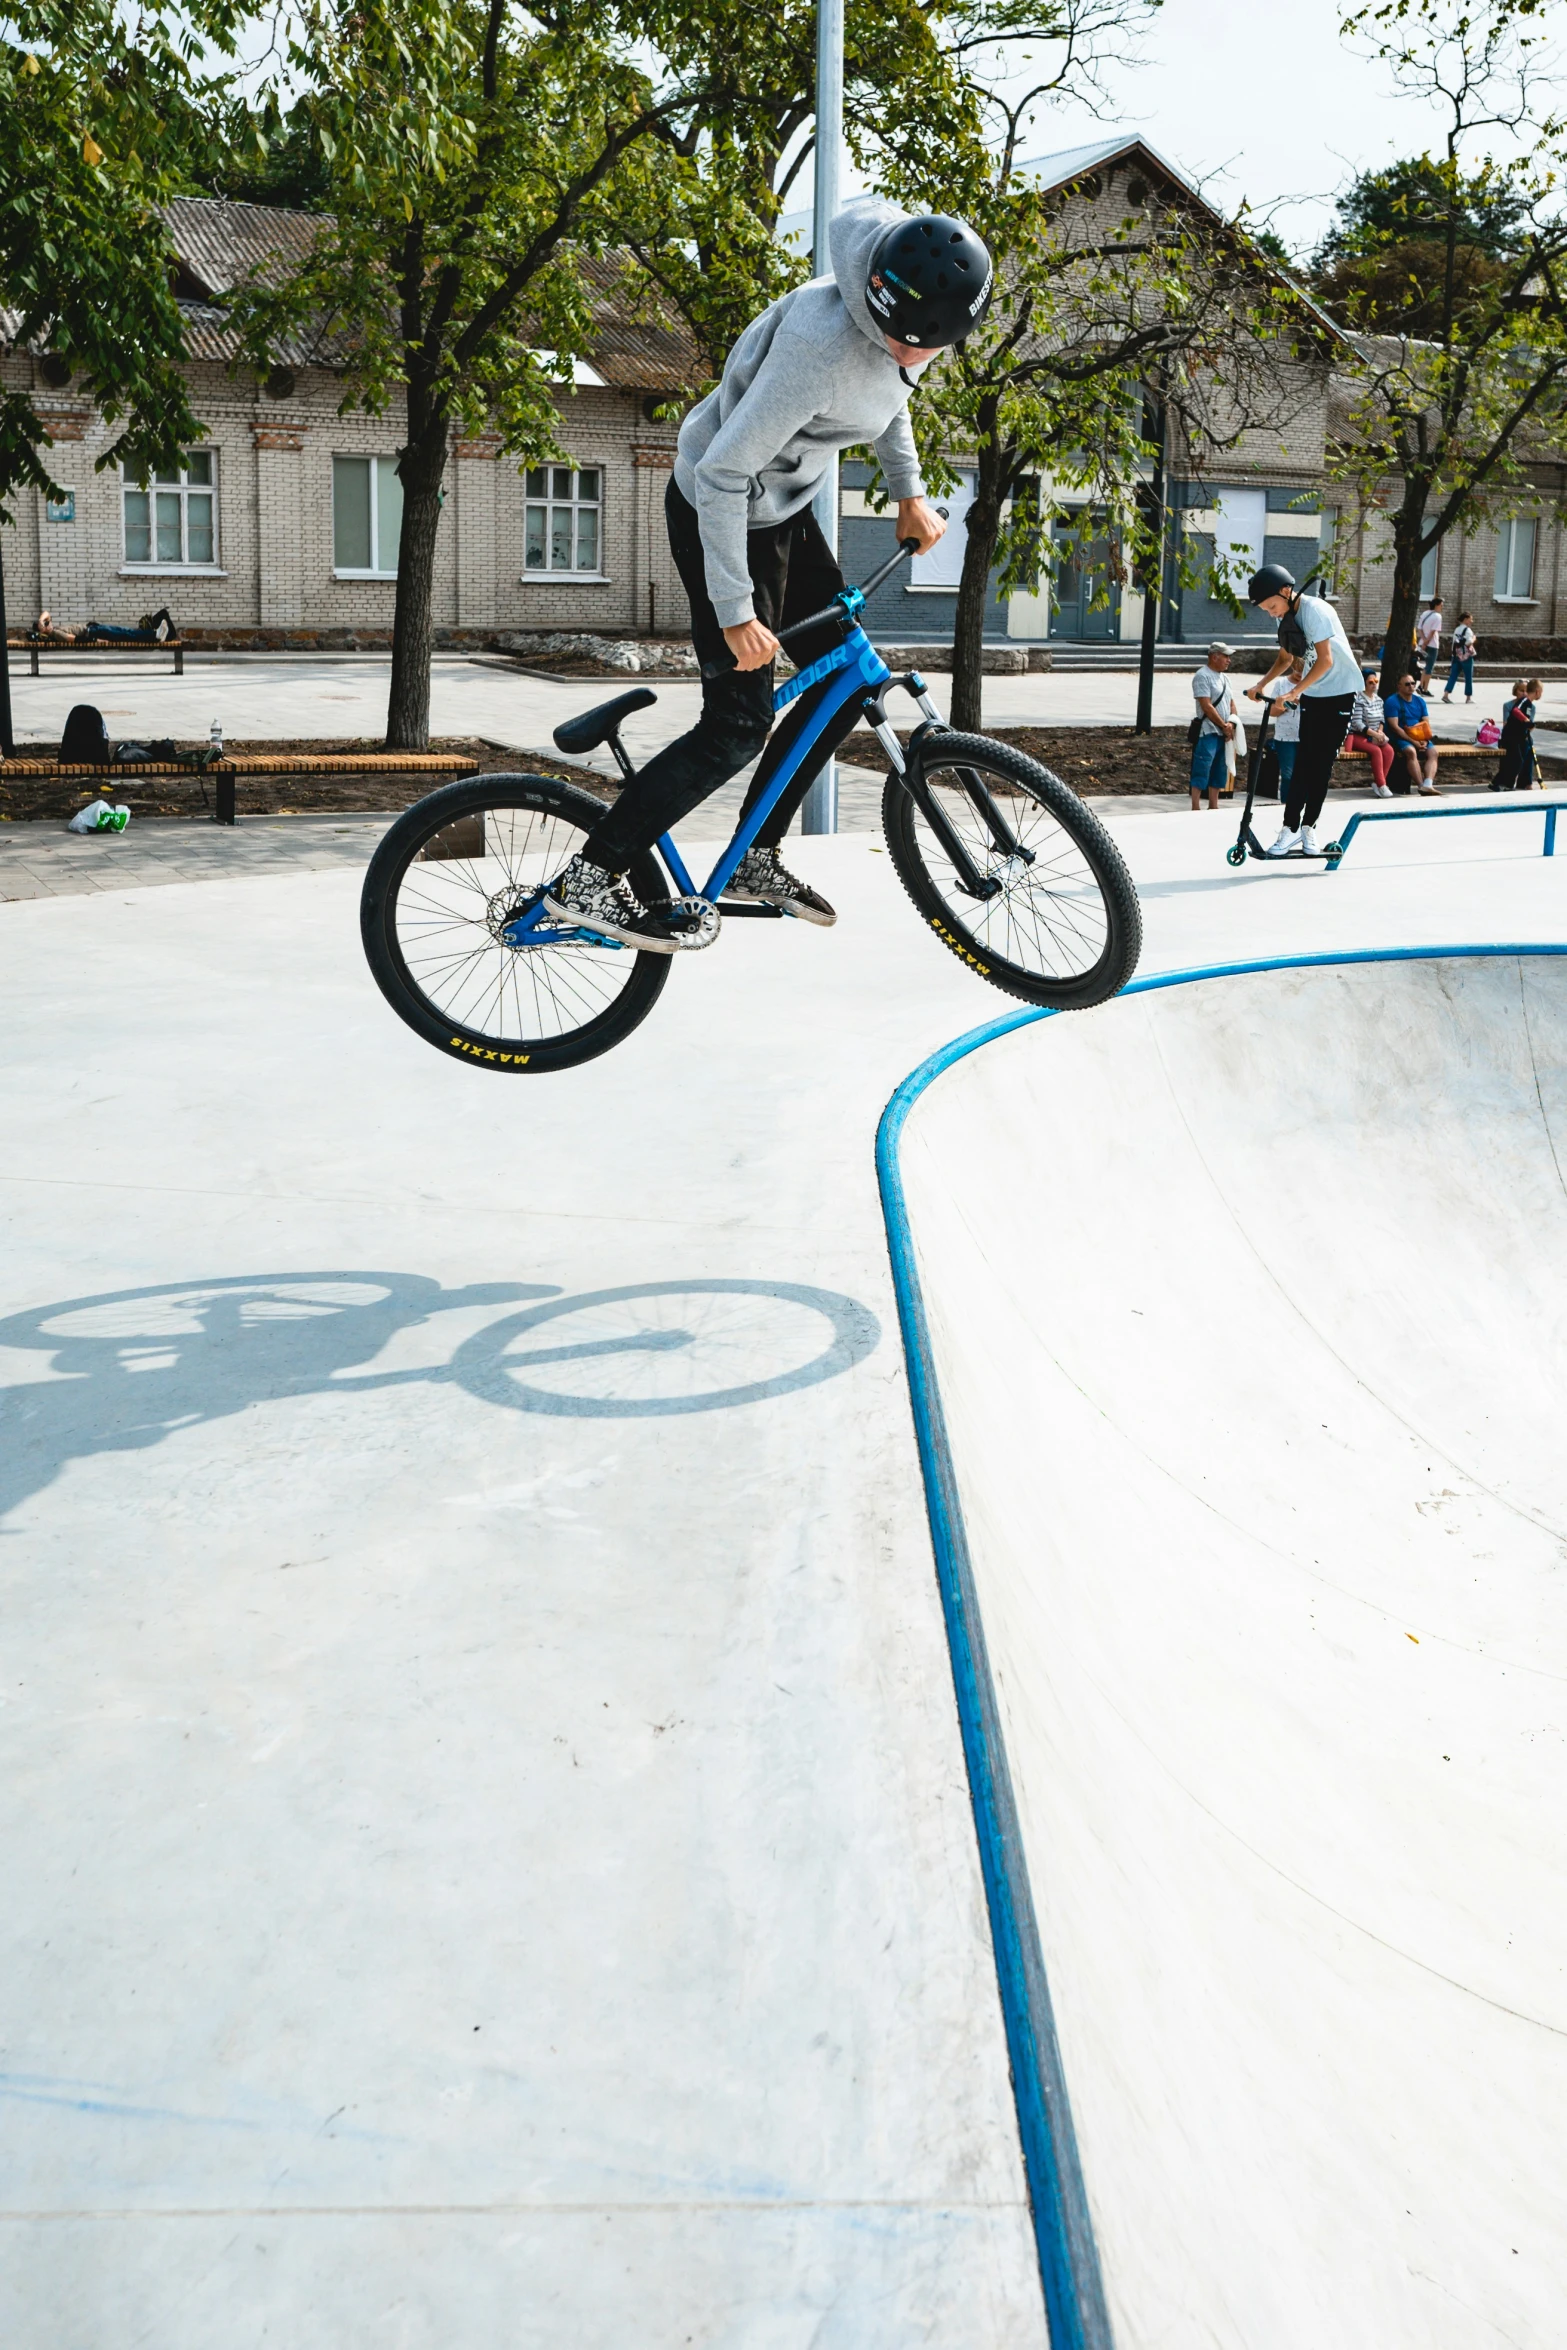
left=883, top=733, right=1142, bottom=1008
left=360, top=774, right=672, bottom=1073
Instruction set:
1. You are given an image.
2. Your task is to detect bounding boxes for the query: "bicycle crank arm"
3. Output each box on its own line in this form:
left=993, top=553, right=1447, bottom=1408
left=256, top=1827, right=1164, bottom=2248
left=716, top=899, right=786, bottom=919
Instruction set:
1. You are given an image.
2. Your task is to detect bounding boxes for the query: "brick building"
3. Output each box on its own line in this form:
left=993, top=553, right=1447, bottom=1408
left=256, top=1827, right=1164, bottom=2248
left=9, top=166, right=1554, bottom=661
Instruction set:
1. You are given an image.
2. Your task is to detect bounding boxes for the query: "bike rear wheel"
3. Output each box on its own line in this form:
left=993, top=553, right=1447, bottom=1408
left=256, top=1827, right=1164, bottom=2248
left=883, top=733, right=1141, bottom=1007
left=360, top=774, right=672, bottom=1073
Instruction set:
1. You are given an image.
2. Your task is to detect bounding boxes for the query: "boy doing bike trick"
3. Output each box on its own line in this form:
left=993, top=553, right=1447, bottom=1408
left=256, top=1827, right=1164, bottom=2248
left=544, top=200, right=994, bottom=951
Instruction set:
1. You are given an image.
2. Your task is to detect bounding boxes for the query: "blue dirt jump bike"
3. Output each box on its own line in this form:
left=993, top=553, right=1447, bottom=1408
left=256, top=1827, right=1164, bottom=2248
left=360, top=538, right=1143, bottom=1073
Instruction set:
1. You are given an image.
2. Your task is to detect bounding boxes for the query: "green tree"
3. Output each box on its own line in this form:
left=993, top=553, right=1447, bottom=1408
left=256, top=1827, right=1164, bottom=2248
left=0, top=0, right=235, bottom=747
left=1325, top=5, right=1567, bottom=692
left=1312, top=157, right=1530, bottom=333
left=226, top=0, right=780, bottom=749
left=616, top=0, right=982, bottom=380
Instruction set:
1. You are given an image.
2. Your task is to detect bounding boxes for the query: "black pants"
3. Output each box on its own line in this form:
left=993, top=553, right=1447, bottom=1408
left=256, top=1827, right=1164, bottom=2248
left=1491, top=724, right=1535, bottom=789
left=584, top=480, right=846, bottom=873
left=1283, top=693, right=1355, bottom=831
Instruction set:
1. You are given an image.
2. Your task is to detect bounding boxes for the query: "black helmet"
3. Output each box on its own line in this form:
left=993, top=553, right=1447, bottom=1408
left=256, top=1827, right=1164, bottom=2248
left=1247, top=561, right=1297, bottom=605
left=865, top=215, right=994, bottom=349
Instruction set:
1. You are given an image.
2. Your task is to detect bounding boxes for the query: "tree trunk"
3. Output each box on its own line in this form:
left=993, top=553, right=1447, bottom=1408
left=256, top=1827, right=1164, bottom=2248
left=950, top=421, right=1009, bottom=732
left=949, top=495, right=1000, bottom=732
left=1134, top=394, right=1167, bottom=735
left=385, top=421, right=451, bottom=750
left=1379, top=482, right=1429, bottom=702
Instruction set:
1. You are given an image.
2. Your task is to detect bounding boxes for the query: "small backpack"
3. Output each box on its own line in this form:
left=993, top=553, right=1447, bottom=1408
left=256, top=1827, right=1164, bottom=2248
left=61, top=703, right=111, bottom=763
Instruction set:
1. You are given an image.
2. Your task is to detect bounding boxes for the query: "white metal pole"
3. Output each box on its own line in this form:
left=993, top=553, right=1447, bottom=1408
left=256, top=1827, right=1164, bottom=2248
left=802, top=0, right=843, bottom=836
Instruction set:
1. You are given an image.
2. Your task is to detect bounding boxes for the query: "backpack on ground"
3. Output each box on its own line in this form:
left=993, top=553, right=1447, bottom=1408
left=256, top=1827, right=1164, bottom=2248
left=61, top=704, right=111, bottom=763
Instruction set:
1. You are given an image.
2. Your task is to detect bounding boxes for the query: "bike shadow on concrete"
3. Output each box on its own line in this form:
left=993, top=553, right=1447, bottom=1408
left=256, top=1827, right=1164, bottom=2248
left=0, top=1272, right=881, bottom=1527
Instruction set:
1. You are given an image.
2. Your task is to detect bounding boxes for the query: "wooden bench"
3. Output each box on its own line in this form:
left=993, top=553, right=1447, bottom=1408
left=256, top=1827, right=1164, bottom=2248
left=1340, top=742, right=1497, bottom=758
left=6, top=635, right=187, bottom=676
left=0, top=752, right=479, bottom=823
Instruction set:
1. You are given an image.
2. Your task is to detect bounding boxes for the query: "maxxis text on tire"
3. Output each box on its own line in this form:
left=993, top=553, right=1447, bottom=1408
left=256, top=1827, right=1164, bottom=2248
left=360, top=773, right=672, bottom=1073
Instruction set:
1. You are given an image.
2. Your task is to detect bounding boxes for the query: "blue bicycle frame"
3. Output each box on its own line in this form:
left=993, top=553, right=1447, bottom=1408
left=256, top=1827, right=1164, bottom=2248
left=503, top=557, right=942, bottom=950
left=655, top=619, right=894, bottom=904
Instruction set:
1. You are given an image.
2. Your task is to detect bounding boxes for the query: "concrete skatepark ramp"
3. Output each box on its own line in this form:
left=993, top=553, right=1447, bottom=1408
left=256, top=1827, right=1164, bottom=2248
left=889, top=949, right=1567, bottom=2348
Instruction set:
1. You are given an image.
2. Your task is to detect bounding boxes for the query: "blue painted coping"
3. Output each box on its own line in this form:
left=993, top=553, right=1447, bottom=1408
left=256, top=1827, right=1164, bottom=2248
left=876, top=940, right=1567, bottom=2350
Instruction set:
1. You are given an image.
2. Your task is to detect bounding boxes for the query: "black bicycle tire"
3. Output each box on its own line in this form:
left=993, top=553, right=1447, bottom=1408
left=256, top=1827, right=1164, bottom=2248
left=360, top=773, right=672, bottom=1073
left=882, top=733, right=1143, bottom=1008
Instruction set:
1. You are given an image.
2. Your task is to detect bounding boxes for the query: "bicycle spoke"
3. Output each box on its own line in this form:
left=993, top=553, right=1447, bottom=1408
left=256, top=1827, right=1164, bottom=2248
left=390, top=794, right=644, bottom=1046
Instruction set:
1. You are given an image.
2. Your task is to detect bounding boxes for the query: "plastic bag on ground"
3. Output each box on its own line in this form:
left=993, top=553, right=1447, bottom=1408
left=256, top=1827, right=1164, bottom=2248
left=67, top=800, right=130, bottom=835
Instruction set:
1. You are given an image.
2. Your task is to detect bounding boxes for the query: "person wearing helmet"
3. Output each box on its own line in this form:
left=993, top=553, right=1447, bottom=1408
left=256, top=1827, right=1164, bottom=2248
left=545, top=201, right=994, bottom=951
left=1241, top=562, right=1363, bottom=856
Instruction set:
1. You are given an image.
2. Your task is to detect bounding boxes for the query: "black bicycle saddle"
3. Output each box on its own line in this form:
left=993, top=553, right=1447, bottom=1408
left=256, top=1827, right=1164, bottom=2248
left=552, top=687, right=657, bottom=755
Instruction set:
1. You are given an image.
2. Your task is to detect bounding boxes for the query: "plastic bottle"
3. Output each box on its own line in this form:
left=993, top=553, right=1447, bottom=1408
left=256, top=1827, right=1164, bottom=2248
left=210, top=718, right=224, bottom=758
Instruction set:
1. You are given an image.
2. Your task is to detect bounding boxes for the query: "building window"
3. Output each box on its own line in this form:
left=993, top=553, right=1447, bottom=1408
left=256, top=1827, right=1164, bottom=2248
left=123, top=451, right=218, bottom=567
left=525, top=467, right=602, bottom=574
left=1494, top=517, right=1536, bottom=601
left=333, top=455, right=404, bottom=577
left=910, top=473, right=974, bottom=589
left=1419, top=538, right=1439, bottom=599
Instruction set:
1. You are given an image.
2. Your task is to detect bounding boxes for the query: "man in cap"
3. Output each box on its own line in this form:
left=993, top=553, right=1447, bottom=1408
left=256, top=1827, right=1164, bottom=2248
left=1189, top=640, right=1236, bottom=810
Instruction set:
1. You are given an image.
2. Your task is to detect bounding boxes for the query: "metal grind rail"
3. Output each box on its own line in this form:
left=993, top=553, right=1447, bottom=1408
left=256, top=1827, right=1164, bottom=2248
left=1325, top=795, right=1563, bottom=869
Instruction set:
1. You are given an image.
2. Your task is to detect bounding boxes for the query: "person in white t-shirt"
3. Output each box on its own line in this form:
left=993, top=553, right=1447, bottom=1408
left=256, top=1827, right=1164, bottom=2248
left=1244, top=563, right=1362, bottom=856
left=1416, top=597, right=1443, bottom=684
left=1189, top=641, right=1236, bottom=810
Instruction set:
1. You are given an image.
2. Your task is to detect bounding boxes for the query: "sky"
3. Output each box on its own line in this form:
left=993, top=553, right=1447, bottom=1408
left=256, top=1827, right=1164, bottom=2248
left=783, top=0, right=1552, bottom=262
left=1001, top=0, right=1516, bottom=255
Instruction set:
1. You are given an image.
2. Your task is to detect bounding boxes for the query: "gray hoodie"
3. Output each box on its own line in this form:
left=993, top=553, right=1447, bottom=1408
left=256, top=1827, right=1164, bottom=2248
left=674, top=197, right=928, bottom=628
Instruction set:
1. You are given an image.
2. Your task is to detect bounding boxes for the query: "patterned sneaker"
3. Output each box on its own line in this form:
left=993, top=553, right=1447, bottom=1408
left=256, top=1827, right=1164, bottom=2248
left=726, top=846, right=837, bottom=926
left=543, top=854, right=680, bottom=953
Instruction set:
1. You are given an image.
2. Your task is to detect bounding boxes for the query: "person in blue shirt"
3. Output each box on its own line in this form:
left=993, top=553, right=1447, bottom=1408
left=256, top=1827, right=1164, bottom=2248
left=1382, top=672, right=1439, bottom=794
left=1244, top=563, right=1364, bottom=854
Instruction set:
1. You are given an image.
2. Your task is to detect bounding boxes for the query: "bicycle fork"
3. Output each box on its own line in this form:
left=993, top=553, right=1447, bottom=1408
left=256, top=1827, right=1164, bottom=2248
left=868, top=681, right=1035, bottom=902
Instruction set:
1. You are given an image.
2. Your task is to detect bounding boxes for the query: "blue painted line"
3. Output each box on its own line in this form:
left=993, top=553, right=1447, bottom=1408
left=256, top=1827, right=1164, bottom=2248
left=875, top=939, right=1567, bottom=2347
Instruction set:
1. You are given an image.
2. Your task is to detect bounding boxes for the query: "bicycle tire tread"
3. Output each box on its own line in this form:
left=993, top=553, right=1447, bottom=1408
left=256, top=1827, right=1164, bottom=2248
left=881, top=732, right=1142, bottom=1008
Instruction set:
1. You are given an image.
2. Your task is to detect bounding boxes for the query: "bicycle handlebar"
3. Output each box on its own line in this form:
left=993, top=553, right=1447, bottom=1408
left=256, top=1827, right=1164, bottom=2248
left=773, top=536, right=920, bottom=651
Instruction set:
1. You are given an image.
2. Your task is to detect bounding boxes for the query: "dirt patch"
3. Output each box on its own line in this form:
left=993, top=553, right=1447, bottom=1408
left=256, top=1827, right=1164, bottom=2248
left=840, top=724, right=1567, bottom=794
left=0, top=736, right=608, bottom=823
left=843, top=725, right=1196, bottom=794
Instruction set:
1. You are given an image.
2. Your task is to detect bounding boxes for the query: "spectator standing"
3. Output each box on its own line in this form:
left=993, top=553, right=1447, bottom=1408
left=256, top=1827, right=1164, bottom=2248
left=1491, top=679, right=1541, bottom=790
left=1441, top=613, right=1477, bottom=704
left=1383, top=671, right=1440, bottom=794
left=1259, top=659, right=1304, bottom=800
left=1415, top=596, right=1443, bottom=684
left=1189, top=640, right=1235, bottom=811
left=1244, top=563, right=1362, bottom=855
left=1346, top=664, right=1395, bottom=794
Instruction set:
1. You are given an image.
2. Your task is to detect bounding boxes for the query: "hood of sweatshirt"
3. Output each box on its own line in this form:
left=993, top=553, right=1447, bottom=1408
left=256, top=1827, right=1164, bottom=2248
left=829, top=196, right=909, bottom=351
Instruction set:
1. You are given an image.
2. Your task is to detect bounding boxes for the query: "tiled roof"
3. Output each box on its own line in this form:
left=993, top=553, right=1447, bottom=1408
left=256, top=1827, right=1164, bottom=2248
left=572, top=253, right=699, bottom=392
left=160, top=200, right=700, bottom=388
left=163, top=195, right=321, bottom=301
